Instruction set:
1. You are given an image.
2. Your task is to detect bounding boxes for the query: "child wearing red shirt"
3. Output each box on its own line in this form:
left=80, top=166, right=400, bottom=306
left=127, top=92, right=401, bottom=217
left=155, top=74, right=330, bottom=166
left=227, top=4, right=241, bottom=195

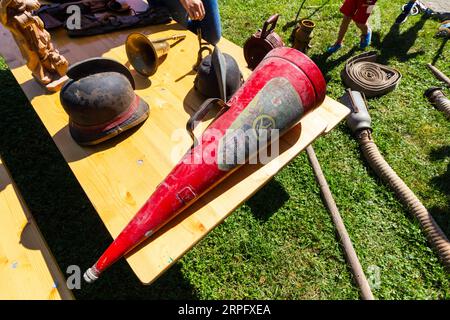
left=327, top=0, right=378, bottom=53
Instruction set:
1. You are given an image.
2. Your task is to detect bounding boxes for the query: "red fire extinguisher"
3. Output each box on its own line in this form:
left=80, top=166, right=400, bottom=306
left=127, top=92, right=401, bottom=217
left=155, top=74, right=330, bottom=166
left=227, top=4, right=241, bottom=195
left=83, top=47, right=326, bottom=283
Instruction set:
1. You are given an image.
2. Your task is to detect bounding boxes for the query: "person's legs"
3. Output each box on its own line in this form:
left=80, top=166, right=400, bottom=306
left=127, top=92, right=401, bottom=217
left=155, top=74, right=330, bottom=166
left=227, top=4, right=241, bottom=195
left=356, top=22, right=372, bottom=49
left=191, top=0, right=222, bottom=45
left=327, top=15, right=351, bottom=53
left=336, top=15, right=352, bottom=44
left=352, top=1, right=376, bottom=49
left=356, top=22, right=368, bottom=35
left=155, top=0, right=222, bottom=45
left=327, top=0, right=358, bottom=53
left=156, top=0, right=190, bottom=26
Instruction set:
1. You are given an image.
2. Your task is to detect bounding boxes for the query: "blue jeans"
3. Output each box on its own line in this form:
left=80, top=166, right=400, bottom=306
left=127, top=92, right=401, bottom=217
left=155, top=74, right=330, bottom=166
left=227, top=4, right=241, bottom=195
left=156, top=0, right=222, bottom=45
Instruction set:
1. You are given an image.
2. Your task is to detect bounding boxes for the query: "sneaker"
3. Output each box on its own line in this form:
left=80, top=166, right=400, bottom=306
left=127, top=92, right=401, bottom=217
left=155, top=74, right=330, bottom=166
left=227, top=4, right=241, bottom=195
left=326, top=43, right=343, bottom=54
left=360, top=29, right=372, bottom=49
left=395, top=2, right=415, bottom=24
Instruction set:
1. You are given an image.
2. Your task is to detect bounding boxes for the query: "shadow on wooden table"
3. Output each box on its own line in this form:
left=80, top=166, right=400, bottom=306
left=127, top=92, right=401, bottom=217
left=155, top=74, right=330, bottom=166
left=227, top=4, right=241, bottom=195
left=183, top=87, right=222, bottom=119
left=0, top=67, right=198, bottom=299
left=52, top=122, right=147, bottom=163
left=17, top=77, right=55, bottom=102
left=19, top=222, right=74, bottom=300
left=0, top=164, right=10, bottom=192
left=20, top=223, right=43, bottom=251
left=131, top=69, right=153, bottom=90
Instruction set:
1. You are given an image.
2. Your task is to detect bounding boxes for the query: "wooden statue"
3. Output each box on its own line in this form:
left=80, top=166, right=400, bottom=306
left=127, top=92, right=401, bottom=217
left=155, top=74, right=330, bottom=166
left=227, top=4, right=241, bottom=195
left=0, top=0, right=68, bottom=91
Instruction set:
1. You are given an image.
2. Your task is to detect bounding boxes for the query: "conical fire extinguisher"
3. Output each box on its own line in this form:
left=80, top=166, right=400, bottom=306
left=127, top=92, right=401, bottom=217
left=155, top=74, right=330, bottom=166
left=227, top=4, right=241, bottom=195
left=83, top=47, right=327, bottom=283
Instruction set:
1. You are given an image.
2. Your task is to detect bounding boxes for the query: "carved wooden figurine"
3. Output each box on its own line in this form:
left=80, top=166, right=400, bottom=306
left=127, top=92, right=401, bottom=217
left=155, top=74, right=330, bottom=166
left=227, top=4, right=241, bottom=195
left=0, top=0, right=68, bottom=91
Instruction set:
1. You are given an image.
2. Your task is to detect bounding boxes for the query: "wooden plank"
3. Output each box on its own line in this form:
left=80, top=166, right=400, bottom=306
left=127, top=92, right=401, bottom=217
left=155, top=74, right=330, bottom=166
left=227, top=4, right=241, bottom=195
left=0, top=159, right=74, bottom=300
left=0, top=15, right=350, bottom=284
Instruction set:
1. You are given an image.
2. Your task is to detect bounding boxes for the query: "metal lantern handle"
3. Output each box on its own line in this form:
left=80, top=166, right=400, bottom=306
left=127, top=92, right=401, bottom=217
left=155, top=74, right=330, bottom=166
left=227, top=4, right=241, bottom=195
left=261, top=14, right=279, bottom=39
left=186, top=98, right=229, bottom=147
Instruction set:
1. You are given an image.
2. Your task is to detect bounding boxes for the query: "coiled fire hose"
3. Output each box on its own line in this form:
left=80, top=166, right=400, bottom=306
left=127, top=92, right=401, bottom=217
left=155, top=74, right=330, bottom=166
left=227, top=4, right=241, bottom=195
left=306, top=145, right=375, bottom=300
left=342, top=89, right=450, bottom=270
left=342, top=52, right=402, bottom=98
left=425, top=87, right=450, bottom=119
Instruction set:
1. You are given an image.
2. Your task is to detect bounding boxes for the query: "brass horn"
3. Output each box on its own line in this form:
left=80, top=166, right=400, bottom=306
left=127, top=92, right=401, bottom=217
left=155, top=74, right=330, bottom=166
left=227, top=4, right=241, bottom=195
left=125, top=32, right=186, bottom=77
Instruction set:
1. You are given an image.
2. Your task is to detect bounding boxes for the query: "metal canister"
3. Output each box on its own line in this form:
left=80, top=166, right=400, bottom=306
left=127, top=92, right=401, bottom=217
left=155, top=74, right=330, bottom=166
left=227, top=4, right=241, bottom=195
left=293, top=19, right=316, bottom=54
left=243, top=14, right=285, bottom=70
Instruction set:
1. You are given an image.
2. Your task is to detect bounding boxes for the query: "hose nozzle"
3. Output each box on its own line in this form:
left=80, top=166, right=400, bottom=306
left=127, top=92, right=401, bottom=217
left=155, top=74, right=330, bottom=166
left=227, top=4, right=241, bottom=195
left=424, top=87, right=450, bottom=118
left=340, top=89, right=372, bottom=134
left=83, top=266, right=100, bottom=283
left=424, top=86, right=443, bottom=100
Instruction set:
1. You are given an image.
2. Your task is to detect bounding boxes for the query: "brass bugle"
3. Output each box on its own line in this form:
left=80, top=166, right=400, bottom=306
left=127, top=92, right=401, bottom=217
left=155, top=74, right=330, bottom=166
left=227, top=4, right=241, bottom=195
left=152, top=34, right=187, bottom=43
left=125, top=33, right=186, bottom=77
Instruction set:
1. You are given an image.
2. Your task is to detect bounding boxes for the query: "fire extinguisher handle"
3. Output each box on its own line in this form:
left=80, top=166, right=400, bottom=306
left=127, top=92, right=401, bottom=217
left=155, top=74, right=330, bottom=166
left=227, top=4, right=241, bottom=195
left=261, top=14, right=280, bottom=39
left=186, top=98, right=229, bottom=147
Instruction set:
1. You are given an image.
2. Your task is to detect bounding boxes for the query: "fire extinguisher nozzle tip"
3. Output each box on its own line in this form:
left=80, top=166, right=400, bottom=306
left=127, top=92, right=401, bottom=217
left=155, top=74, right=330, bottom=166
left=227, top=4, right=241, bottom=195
left=83, top=267, right=100, bottom=283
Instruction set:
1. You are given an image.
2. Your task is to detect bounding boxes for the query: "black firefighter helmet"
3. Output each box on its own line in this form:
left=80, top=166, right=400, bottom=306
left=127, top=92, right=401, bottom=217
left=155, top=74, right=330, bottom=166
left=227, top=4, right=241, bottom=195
left=60, top=57, right=150, bottom=146
left=194, top=46, right=243, bottom=101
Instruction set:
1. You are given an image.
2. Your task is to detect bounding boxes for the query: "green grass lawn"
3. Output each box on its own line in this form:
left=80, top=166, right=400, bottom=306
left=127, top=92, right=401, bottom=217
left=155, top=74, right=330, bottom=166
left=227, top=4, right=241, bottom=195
left=0, top=0, right=449, bottom=299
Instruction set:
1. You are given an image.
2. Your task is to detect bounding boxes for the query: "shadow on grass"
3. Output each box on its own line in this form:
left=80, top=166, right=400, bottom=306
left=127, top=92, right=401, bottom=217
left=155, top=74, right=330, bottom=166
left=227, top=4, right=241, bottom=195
left=282, top=0, right=332, bottom=30
left=308, top=15, right=428, bottom=86
left=0, top=67, right=197, bottom=299
left=432, top=38, right=449, bottom=65
left=372, top=15, right=427, bottom=65
left=429, top=145, right=450, bottom=238
left=310, top=46, right=358, bottom=83
left=52, top=122, right=147, bottom=163
left=246, top=178, right=290, bottom=222
left=282, top=0, right=332, bottom=42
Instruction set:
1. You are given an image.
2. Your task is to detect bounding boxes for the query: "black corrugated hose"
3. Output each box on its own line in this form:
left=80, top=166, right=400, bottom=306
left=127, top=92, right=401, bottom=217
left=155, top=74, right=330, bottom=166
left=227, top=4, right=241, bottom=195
left=343, top=89, right=450, bottom=270
left=357, top=130, right=450, bottom=269
left=425, top=87, right=450, bottom=119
